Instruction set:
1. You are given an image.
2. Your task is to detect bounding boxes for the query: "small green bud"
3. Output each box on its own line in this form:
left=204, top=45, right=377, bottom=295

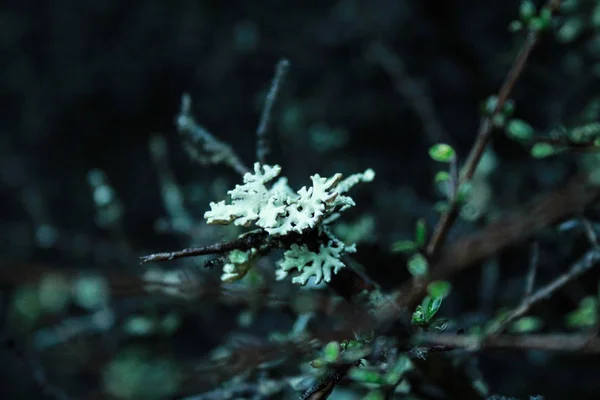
left=391, top=240, right=417, bottom=253
left=429, top=143, right=456, bottom=163
left=506, top=118, right=534, bottom=141
left=538, top=7, right=553, bottom=27
left=528, top=17, right=548, bottom=32
left=530, top=142, right=556, bottom=158
left=510, top=316, right=543, bottom=333
left=229, top=249, right=250, bottom=264
left=492, top=114, right=506, bottom=128
left=324, top=341, right=341, bottom=362
left=519, top=1, right=536, bottom=21
left=414, top=218, right=427, bottom=247
left=482, top=96, right=499, bottom=116
left=407, top=253, right=428, bottom=277
left=556, top=17, right=584, bottom=43
left=427, top=280, right=451, bottom=299
left=571, top=122, right=600, bottom=143
left=424, top=296, right=443, bottom=321
left=349, top=368, right=383, bottom=384
left=433, top=201, right=449, bottom=213
left=502, top=99, right=515, bottom=117
left=509, top=20, right=523, bottom=32
left=411, top=305, right=426, bottom=326
left=341, top=340, right=362, bottom=350
left=434, top=171, right=450, bottom=183
left=565, top=297, right=598, bottom=328
left=456, top=181, right=473, bottom=203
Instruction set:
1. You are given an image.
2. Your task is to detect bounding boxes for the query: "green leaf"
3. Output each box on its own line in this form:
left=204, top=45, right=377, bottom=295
left=538, top=6, right=553, bottom=27
left=456, top=182, right=473, bottom=203
left=433, top=201, right=449, bottom=214
left=384, top=355, right=412, bottom=385
left=556, top=16, right=584, bottom=43
left=427, top=281, right=451, bottom=299
left=530, top=142, right=555, bottom=159
left=509, top=316, right=543, bottom=333
left=570, top=122, right=600, bottom=143
left=509, top=20, right=523, bottom=32
left=502, top=99, right=515, bottom=117
left=434, top=171, right=450, bottom=183
left=349, top=368, right=384, bottom=384
left=407, top=253, right=428, bottom=277
left=519, top=0, right=536, bottom=21
left=414, top=219, right=427, bottom=247
left=506, top=118, right=534, bottom=141
left=324, top=341, right=340, bottom=362
left=429, top=144, right=456, bottom=163
left=482, top=96, right=498, bottom=116
left=565, top=296, right=598, bottom=329
left=341, top=340, right=362, bottom=351
left=492, top=114, right=506, bottom=128
left=391, top=240, right=417, bottom=253
left=411, top=305, right=426, bottom=326
left=425, top=296, right=443, bottom=321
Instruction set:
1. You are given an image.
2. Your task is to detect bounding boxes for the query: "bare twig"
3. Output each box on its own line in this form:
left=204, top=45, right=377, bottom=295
left=425, top=0, right=562, bottom=260
left=488, top=247, right=600, bottom=335
left=177, top=93, right=249, bottom=175
left=419, top=332, right=600, bottom=353
left=139, top=231, right=268, bottom=264
left=448, top=155, right=459, bottom=201
left=524, top=241, right=539, bottom=299
left=148, top=134, right=196, bottom=233
left=580, top=217, right=599, bottom=248
left=256, top=59, right=291, bottom=165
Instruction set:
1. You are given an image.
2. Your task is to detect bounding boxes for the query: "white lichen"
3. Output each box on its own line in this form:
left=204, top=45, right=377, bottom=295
left=203, top=162, right=374, bottom=285
left=277, top=241, right=356, bottom=285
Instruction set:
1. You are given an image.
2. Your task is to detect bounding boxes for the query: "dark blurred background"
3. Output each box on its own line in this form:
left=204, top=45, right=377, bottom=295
left=2, top=0, right=600, bottom=399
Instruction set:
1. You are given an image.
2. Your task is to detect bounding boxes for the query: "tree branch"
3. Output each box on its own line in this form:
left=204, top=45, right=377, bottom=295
left=426, top=0, right=562, bottom=260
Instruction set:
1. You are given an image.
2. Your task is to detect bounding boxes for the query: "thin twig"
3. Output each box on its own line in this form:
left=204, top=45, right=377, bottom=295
left=139, top=232, right=268, bottom=264
left=488, top=247, right=600, bottom=335
left=256, top=59, right=291, bottom=165
left=448, top=155, right=459, bottom=201
left=396, top=157, right=600, bottom=314
left=580, top=217, right=599, bottom=248
left=177, top=93, right=249, bottom=176
left=148, top=134, right=196, bottom=233
left=419, top=332, right=600, bottom=353
left=425, top=0, right=562, bottom=260
left=524, top=241, right=539, bottom=299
